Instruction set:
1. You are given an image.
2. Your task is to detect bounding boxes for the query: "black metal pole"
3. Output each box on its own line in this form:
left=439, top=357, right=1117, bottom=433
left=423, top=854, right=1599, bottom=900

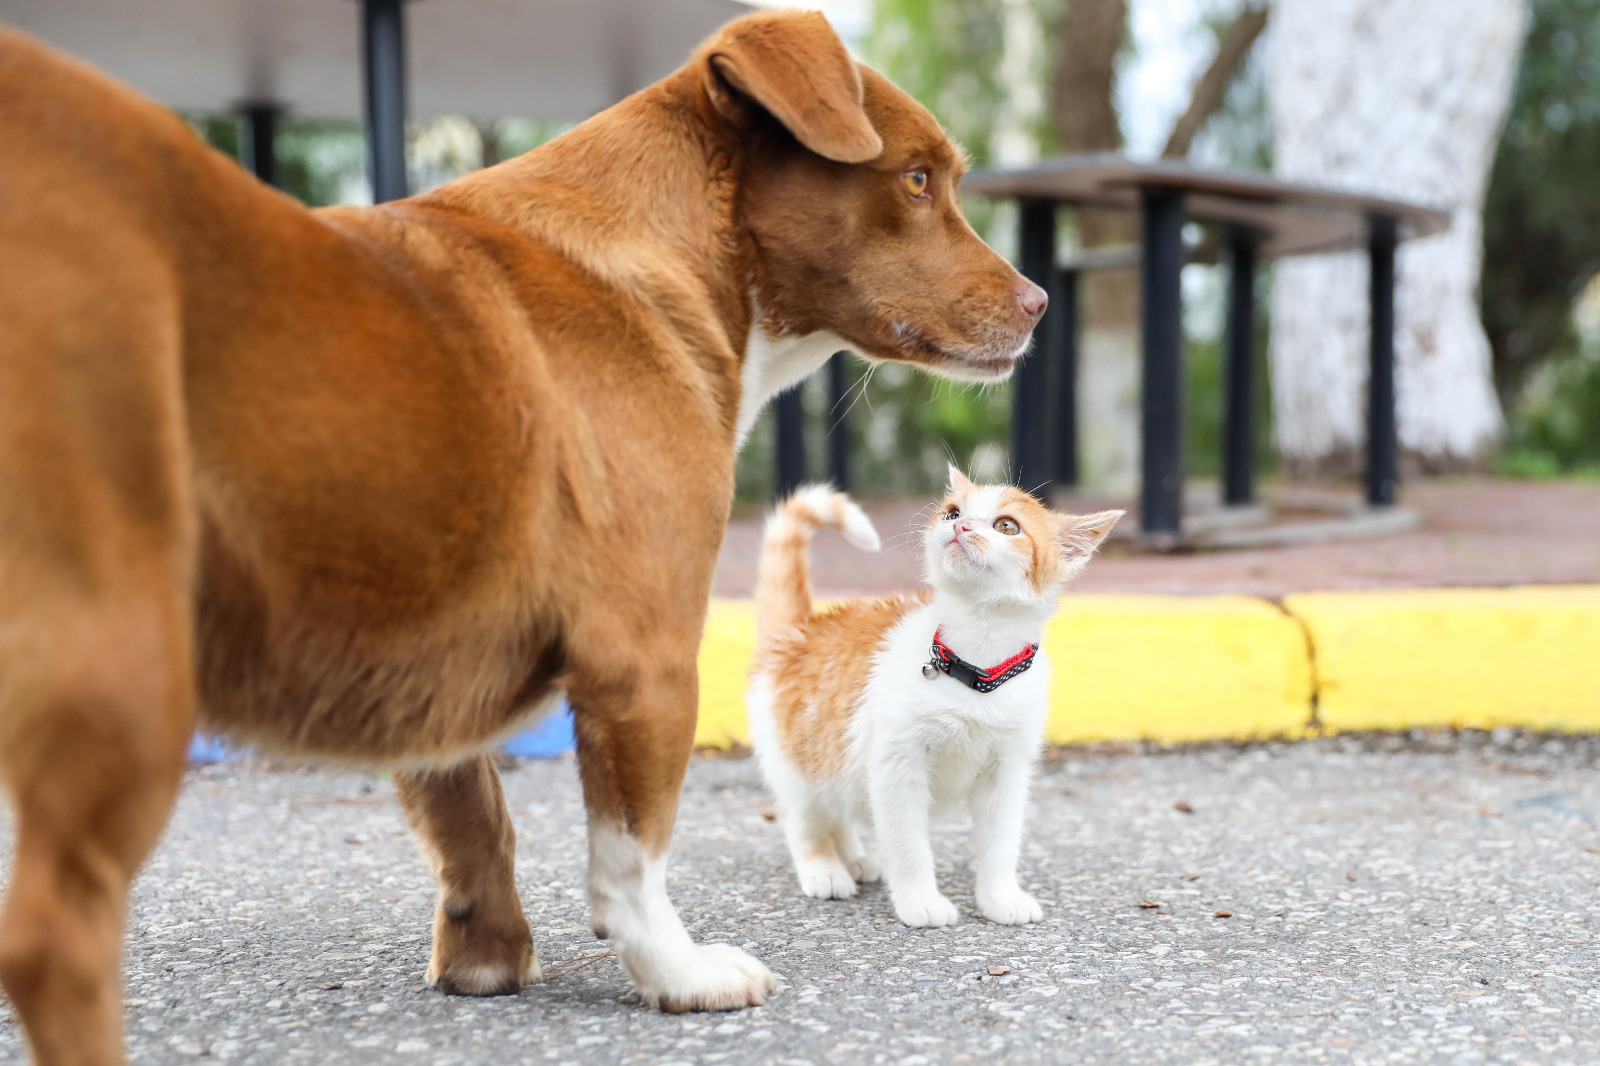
left=362, top=0, right=409, bottom=203
left=826, top=352, right=851, bottom=491
left=774, top=388, right=806, bottom=499
left=1222, top=227, right=1260, bottom=506
left=1139, top=187, right=1187, bottom=537
left=1366, top=214, right=1399, bottom=507
left=1050, top=268, right=1079, bottom=490
left=241, top=103, right=280, bottom=188
left=1012, top=199, right=1055, bottom=491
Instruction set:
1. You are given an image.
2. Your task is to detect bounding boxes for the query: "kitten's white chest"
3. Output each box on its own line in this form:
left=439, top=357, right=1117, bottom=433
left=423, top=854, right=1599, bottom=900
left=863, top=604, right=1051, bottom=796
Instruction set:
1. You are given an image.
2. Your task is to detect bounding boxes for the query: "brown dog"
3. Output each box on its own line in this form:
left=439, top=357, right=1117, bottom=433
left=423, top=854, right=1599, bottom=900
left=0, top=9, right=1045, bottom=1062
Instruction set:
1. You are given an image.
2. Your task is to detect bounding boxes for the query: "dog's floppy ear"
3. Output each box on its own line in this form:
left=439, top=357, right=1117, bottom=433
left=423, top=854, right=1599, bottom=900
left=703, top=11, right=883, bottom=164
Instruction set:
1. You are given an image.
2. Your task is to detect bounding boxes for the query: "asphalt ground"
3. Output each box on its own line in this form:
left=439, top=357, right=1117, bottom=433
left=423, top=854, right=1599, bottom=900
left=2, top=730, right=1598, bottom=1065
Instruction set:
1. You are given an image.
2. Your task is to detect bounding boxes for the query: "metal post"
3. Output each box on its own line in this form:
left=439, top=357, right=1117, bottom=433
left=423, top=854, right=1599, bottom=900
left=1139, top=187, right=1186, bottom=537
left=826, top=352, right=851, bottom=491
left=241, top=103, right=281, bottom=188
left=774, top=389, right=806, bottom=500
left=1012, top=199, right=1055, bottom=491
left=1366, top=214, right=1399, bottom=507
left=362, top=0, right=408, bottom=203
left=1222, top=227, right=1260, bottom=506
left=1051, top=268, right=1079, bottom=490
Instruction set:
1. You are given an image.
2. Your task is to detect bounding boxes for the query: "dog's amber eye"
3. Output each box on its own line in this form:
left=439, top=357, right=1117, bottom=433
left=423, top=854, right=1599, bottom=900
left=943, top=506, right=960, bottom=521
left=993, top=516, right=1020, bottom=536
left=903, top=170, right=930, bottom=198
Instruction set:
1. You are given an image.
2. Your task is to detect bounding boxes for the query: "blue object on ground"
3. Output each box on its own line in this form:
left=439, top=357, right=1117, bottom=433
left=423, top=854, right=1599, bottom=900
left=499, top=702, right=577, bottom=757
left=186, top=701, right=577, bottom=763
left=186, top=733, right=241, bottom=763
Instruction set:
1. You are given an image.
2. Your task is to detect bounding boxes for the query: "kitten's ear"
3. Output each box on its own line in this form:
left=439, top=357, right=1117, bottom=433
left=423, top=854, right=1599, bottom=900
left=1056, top=509, right=1125, bottom=558
left=946, top=465, right=976, bottom=495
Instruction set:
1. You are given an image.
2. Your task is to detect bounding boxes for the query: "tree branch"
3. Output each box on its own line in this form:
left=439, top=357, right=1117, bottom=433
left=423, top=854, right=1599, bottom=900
left=1161, top=5, right=1269, bottom=160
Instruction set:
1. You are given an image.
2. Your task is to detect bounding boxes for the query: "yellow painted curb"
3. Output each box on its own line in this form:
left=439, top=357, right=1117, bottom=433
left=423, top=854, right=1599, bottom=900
left=695, top=594, right=1313, bottom=747
left=696, top=600, right=759, bottom=747
left=1286, top=586, right=1600, bottom=733
left=1042, top=595, right=1312, bottom=744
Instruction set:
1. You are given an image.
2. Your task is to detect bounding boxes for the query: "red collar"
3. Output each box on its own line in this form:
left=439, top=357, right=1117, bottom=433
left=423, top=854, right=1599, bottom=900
left=926, top=627, right=1039, bottom=693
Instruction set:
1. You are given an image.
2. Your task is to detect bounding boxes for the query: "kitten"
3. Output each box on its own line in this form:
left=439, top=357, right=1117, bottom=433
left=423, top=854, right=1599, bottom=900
left=746, top=470, right=1122, bottom=927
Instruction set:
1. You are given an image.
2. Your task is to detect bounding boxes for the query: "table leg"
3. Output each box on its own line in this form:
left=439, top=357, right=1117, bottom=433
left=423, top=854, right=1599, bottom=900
left=1366, top=215, right=1399, bottom=507
left=1050, top=268, right=1079, bottom=491
left=1223, top=227, right=1260, bottom=507
left=826, top=352, right=851, bottom=491
left=774, top=388, right=806, bottom=500
left=362, top=0, right=409, bottom=204
left=241, top=103, right=281, bottom=189
left=1140, top=188, right=1186, bottom=537
left=1012, top=200, right=1055, bottom=492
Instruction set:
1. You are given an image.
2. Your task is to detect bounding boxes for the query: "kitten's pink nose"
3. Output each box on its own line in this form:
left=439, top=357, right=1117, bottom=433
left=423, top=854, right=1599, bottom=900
left=953, top=519, right=975, bottom=535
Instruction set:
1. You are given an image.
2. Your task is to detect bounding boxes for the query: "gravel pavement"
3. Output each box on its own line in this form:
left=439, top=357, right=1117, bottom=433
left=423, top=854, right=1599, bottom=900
left=2, top=732, right=1599, bottom=1065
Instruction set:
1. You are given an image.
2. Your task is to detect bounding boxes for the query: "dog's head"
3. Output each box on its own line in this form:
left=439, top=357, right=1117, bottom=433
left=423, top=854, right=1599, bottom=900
left=697, top=11, right=1046, bottom=384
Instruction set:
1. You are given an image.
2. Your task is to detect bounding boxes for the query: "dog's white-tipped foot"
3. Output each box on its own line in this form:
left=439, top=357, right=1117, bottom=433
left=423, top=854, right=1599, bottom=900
left=433, top=954, right=540, bottom=996
left=627, top=943, right=775, bottom=1013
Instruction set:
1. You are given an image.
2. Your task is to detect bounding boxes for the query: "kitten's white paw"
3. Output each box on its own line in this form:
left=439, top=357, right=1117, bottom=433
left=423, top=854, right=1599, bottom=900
left=893, top=891, right=960, bottom=928
left=625, top=943, right=775, bottom=1013
left=977, top=888, right=1043, bottom=925
left=797, top=861, right=857, bottom=900
left=846, top=854, right=883, bottom=883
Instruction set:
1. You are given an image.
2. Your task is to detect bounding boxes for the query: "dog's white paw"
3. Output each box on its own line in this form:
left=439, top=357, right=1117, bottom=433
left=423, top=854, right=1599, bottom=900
left=798, top=860, right=857, bottom=899
left=893, top=890, right=959, bottom=928
left=628, top=943, right=775, bottom=1013
left=977, top=888, right=1043, bottom=926
left=845, top=854, right=883, bottom=883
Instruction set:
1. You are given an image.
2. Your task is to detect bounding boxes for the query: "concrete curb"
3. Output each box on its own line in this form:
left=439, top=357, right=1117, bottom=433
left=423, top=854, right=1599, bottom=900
left=693, top=585, right=1600, bottom=747
left=190, top=585, right=1600, bottom=762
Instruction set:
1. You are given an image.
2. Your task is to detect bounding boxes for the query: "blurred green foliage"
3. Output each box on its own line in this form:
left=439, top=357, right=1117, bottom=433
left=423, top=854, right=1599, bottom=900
left=1500, top=340, right=1600, bottom=477
left=1483, top=0, right=1600, bottom=475
left=190, top=114, right=365, bottom=207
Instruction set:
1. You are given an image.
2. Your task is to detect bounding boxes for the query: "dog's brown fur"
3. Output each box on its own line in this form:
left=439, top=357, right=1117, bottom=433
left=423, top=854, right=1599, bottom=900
left=0, top=10, right=1043, bottom=1062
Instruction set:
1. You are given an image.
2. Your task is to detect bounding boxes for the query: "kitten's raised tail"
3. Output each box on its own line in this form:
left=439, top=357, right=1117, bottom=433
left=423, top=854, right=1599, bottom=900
left=755, top=485, right=881, bottom=651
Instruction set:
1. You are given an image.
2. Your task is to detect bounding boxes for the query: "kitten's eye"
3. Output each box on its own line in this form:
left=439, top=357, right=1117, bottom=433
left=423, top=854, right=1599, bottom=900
left=903, top=169, right=930, bottom=198
left=943, top=506, right=960, bottom=521
left=993, top=516, right=1020, bottom=536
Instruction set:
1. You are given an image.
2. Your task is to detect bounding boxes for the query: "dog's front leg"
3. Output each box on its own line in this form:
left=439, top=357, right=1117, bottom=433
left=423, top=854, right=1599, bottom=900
left=395, top=756, right=538, bottom=995
left=570, top=660, right=774, bottom=1012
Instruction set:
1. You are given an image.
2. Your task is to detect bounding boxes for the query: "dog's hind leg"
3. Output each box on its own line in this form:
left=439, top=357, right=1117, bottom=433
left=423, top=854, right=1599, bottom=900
left=570, top=657, right=774, bottom=1013
left=395, top=756, right=538, bottom=995
left=0, top=253, right=196, bottom=1064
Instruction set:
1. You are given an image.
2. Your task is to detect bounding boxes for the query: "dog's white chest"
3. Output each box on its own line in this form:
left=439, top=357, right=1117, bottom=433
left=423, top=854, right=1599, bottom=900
left=737, top=311, right=852, bottom=443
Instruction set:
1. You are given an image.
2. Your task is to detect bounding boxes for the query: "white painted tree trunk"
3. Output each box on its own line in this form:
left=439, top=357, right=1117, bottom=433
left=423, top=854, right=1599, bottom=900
left=1267, top=0, right=1525, bottom=474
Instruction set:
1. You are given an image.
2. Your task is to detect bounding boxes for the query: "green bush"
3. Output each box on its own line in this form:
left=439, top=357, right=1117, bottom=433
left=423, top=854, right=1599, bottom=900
left=1503, top=342, right=1600, bottom=476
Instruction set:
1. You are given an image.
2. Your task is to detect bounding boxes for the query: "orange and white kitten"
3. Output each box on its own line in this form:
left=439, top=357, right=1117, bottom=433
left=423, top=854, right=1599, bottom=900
left=747, top=471, right=1122, bottom=927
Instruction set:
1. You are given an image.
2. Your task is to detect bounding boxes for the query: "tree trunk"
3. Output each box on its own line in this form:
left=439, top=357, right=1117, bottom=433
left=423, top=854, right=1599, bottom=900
left=1267, top=0, right=1525, bottom=476
left=1050, top=0, right=1140, bottom=493
left=1048, top=0, right=1267, bottom=494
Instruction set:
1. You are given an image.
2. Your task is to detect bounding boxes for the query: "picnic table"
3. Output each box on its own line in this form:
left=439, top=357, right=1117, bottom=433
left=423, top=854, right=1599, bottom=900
left=964, top=154, right=1450, bottom=539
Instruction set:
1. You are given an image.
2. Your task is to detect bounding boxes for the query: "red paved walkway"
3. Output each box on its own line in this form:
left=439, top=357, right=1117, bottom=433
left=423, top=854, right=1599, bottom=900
left=713, top=479, right=1600, bottom=598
